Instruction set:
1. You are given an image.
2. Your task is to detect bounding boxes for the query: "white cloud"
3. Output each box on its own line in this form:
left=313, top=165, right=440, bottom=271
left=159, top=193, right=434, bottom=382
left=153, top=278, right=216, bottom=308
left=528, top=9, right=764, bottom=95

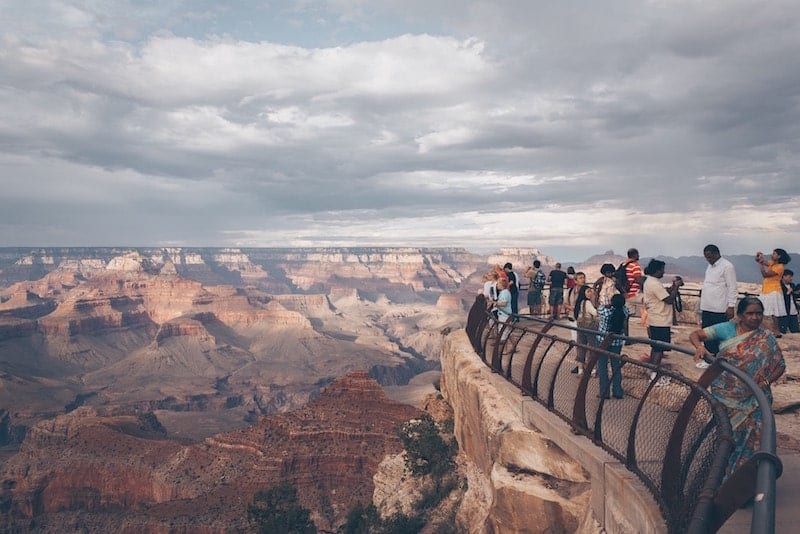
left=0, top=0, right=798, bottom=258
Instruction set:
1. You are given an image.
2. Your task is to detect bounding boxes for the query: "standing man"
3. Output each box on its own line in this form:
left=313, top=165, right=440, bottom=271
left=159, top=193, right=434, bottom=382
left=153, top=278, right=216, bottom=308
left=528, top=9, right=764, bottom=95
left=699, top=244, right=738, bottom=362
left=503, top=262, right=520, bottom=319
left=525, top=260, right=546, bottom=316
left=623, top=248, right=644, bottom=342
left=547, top=263, right=567, bottom=319
left=642, top=259, right=683, bottom=386
left=624, top=248, right=644, bottom=310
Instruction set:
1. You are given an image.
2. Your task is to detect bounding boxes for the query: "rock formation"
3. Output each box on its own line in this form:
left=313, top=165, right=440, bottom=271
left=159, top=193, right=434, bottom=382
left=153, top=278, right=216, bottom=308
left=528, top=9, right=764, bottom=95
left=0, top=372, right=421, bottom=532
left=439, top=333, right=594, bottom=533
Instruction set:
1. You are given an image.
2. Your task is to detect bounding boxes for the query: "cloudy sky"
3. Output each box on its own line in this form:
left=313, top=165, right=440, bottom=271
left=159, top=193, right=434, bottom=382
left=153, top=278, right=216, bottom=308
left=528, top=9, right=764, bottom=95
left=1, top=0, right=798, bottom=261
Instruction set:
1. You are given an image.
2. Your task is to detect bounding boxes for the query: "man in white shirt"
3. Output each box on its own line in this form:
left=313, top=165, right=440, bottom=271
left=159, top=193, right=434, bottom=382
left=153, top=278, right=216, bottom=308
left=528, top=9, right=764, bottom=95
left=700, top=244, right=738, bottom=358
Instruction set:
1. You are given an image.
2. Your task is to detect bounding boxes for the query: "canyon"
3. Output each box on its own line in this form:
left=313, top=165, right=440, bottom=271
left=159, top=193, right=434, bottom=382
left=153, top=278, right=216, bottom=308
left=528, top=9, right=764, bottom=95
left=0, top=246, right=544, bottom=531
left=2, top=246, right=796, bottom=532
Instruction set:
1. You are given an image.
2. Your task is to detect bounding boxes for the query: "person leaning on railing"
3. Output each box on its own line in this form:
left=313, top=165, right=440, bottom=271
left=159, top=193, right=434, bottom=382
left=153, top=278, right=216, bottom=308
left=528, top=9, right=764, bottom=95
left=688, top=296, right=786, bottom=478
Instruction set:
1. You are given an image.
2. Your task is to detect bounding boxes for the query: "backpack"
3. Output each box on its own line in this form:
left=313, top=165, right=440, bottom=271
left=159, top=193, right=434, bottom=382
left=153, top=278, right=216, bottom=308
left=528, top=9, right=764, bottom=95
left=532, top=270, right=546, bottom=291
left=614, top=261, right=630, bottom=294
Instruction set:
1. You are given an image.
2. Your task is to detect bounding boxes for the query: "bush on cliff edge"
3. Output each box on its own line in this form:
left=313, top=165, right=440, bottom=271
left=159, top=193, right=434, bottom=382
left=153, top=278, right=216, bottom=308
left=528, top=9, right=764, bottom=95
left=398, top=413, right=457, bottom=477
left=248, top=482, right=316, bottom=534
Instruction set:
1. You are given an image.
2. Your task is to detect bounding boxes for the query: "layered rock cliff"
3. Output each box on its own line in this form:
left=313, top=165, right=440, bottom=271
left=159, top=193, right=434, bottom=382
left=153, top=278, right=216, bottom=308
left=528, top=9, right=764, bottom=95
left=0, top=372, right=421, bottom=532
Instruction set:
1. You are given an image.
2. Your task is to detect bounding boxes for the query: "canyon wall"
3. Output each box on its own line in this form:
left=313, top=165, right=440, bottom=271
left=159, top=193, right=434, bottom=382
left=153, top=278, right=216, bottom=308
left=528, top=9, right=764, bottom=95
left=0, top=372, right=421, bottom=532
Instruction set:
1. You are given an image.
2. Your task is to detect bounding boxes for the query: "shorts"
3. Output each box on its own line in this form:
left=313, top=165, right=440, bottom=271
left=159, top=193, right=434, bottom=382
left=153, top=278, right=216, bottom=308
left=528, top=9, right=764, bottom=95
left=527, top=290, right=542, bottom=305
left=548, top=287, right=564, bottom=305
left=647, top=326, right=671, bottom=352
left=760, top=291, right=787, bottom=317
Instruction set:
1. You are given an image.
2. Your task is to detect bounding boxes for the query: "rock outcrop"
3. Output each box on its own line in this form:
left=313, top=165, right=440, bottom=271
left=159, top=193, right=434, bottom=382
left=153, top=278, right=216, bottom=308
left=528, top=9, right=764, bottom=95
left=439, top=332, right=594, bottom=533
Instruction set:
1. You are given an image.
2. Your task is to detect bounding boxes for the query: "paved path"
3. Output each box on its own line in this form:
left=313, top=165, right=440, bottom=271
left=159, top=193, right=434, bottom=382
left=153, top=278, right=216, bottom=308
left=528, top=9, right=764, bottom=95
left=718, top=448, right=800, bottom=533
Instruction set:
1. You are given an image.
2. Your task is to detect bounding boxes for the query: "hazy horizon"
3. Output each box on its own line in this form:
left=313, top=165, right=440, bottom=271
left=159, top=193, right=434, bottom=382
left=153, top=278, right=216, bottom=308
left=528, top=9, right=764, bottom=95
left=2, top=243, right=796, bottom=265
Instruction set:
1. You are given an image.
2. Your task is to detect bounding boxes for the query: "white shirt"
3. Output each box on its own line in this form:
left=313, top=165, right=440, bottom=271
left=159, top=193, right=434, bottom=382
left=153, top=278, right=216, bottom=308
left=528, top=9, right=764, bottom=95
left=700, top=257, right=737, bottom=313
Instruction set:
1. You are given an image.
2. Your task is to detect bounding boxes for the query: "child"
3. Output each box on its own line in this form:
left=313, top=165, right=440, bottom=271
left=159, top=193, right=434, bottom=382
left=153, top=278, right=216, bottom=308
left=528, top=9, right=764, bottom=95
left=595, top=293, right=629, bottom=399
left=780, top=269, right=799, bottom=333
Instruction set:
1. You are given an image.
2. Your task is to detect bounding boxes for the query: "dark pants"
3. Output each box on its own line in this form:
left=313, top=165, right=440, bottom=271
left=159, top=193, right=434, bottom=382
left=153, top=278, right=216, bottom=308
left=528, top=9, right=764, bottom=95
left=701, top=311, right=729, bottom=354
left=779, top=315, right=800, bottom=333
left=598, top=345, right=624, bottom=398
left=510, top=288, right=519, bottom=315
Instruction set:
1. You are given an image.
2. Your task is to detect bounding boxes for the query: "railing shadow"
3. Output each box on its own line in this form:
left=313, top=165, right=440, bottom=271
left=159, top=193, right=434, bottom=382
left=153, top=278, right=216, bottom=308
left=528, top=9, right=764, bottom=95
left=465, top=294, right=781, bottom=534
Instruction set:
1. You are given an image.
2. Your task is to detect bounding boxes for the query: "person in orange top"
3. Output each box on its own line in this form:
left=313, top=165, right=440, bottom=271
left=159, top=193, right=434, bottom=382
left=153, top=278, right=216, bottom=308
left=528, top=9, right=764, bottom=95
left=757, top=248, right=791, bottom=337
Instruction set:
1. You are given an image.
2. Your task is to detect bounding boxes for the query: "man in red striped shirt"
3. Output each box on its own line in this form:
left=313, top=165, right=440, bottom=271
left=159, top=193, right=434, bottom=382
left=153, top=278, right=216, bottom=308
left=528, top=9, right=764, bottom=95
left=624, top=248, right=644, bottom=341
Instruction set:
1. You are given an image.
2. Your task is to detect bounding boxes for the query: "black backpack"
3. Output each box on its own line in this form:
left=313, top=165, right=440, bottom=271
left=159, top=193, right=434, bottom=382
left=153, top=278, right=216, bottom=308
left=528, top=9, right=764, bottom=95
left=532, top=270, right=546, bottom=291
left=614, top=262, right=630, bottom=294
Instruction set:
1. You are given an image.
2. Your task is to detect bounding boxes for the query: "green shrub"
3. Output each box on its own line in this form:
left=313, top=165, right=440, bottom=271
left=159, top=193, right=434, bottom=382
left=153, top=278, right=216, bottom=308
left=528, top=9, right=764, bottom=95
left=382, top=512, right=425, bottom=534
left=342, top=503, right=380, bottom=533
left=398, top=414, right=456, bottom=477
left=247, top=482, right=316, bottom=533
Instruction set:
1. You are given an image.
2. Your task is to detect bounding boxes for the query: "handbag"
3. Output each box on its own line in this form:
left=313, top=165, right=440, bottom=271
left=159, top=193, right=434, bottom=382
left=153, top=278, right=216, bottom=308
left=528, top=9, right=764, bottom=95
left=576, top=301, right=598, bottom=330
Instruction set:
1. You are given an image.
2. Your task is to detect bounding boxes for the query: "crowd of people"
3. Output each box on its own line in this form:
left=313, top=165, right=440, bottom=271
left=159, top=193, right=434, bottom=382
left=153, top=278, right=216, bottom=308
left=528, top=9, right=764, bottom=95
left=481, top=244, right=792, bottom=477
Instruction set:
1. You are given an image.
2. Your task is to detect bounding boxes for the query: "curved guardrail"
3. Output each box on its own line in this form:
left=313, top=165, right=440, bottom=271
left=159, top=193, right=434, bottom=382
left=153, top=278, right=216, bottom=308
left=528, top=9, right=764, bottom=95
left=465, top=294, right=780, bottom=534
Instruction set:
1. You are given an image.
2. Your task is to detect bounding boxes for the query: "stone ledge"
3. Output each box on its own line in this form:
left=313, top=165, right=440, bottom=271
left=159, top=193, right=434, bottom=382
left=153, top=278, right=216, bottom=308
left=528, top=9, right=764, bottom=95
left=442, top=330, right=666, bottom=534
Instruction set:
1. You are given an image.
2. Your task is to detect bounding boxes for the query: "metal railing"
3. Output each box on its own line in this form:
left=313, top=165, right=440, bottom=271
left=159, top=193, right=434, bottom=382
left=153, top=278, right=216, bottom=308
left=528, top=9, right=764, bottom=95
left=465, top=294, right=781, bottom=534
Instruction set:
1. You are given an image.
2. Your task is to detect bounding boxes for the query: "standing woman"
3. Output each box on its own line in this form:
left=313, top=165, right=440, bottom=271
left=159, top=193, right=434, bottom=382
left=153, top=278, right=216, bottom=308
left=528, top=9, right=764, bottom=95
left=689, top=296, right=786, bottom=476
left=494, top=278, right=513, bottom=334
left=756, top=248, right=791, bottom=337
left=571, top=284, right=597, bottom=375
left=594, top=263, right=622, bottom=308
left=595, top=293, right=629, bottom=399
left=564, top=266, right=577, bottom=317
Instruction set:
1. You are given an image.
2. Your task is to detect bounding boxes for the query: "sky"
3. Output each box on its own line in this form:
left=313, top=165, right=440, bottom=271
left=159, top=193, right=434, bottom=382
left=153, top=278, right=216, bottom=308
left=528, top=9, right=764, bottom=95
left=1, top=1, right=798, bottom=262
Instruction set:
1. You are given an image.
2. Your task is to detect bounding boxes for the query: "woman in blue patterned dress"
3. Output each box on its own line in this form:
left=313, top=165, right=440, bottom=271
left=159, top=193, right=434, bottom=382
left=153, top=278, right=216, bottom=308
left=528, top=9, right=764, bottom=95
left=689, top=296, right=786, bottom=475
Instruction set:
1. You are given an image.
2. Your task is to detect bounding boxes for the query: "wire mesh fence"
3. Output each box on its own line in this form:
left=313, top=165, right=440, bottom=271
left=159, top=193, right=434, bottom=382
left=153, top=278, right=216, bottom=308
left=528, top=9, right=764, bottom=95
left=464, top=293, right=779, bottom=533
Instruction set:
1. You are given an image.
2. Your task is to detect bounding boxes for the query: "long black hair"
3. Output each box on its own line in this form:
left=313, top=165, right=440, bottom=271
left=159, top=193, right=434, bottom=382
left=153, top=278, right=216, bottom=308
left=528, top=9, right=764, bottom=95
left=574, top=285, right=590, bottom=318
left=607, top=293, right=626, bottom=334
left=774, top=248, right=791, bottom=265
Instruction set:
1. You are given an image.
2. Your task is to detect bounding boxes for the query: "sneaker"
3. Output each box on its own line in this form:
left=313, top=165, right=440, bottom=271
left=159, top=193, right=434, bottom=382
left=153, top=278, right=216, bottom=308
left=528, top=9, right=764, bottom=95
left=655, top=376, right=671, bottom=387
left=577, top=368, right=584, bottom=376
left=591, top=369, right=597, bottom=377
left=650, top=371, right=657, bottom=381
left=695, top=361, right=710, bottom=369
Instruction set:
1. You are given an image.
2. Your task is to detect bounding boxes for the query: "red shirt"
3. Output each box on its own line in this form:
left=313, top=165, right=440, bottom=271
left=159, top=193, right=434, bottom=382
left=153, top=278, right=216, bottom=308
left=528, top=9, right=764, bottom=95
left=625, top=260, right=643, bottom=298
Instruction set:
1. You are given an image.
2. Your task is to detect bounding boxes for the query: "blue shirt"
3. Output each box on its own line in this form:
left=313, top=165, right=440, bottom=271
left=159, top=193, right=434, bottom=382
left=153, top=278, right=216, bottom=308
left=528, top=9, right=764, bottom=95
left=596, top=305, right=630, bottom=349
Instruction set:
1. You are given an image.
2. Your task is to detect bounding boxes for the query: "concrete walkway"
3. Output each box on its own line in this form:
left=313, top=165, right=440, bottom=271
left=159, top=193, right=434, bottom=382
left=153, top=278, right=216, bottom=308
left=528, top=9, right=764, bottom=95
left=718, top=448, right=800, bottom=533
